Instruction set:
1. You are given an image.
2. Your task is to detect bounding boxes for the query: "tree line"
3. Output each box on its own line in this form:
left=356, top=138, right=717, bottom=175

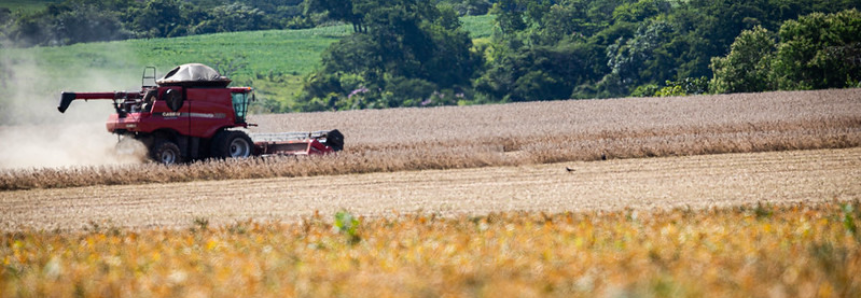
left=711, top=9, right=861, bottom=93
left=296, top=0, right=861, bottom=112
left=1, top=0, right=859, bottom=111
left=0, top=0, right=492, bottom=47
left=0, top=0, right=297, bottom=47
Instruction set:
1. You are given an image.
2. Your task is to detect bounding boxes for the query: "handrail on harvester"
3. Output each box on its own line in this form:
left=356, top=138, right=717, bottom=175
left=250, top=130, right=334, bottom=143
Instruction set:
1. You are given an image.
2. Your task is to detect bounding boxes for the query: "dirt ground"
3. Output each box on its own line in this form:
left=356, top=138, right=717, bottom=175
left=1, top=147, right=859, bottom=231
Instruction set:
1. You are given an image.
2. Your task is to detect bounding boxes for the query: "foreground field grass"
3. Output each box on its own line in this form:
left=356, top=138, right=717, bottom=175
left=2, top=201, right=860, bottom=297
left=2, top=88, right=859, bottom=190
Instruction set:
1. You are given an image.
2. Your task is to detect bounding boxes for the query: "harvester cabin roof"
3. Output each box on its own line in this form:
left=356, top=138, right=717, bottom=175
left=157, top=63, right=232, bottom=87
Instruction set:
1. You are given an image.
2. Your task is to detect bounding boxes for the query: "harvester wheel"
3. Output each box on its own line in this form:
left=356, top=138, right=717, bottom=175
left=151, top=139, right=183, bottom=165
left=211, top=130, right=253, bottom=159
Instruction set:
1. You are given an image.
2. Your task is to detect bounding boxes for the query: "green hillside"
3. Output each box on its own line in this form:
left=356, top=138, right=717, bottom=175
left=0, top=15, right=494, bottom=122
left=461, top=14, right=493, bottom=39
left=4, top=1, right=859, bottom=122
left=2, top=24, right=352, bottom=86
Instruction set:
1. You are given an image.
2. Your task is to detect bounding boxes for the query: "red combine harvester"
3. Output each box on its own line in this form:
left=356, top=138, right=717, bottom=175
left=57, top=63, right=343, bottom=164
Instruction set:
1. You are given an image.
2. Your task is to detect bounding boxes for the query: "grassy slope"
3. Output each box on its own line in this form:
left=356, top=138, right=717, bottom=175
left=1, top=25, right=352, bottom=88
left=0, top=16, right=495, bottom=117
left=1, top=17, right=492, bottom=77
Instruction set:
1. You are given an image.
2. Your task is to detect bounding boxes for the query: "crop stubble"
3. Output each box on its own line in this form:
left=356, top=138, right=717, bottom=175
left=1, top=147, right=859, bottom=230
left=1, top=89, right=860, bottom=191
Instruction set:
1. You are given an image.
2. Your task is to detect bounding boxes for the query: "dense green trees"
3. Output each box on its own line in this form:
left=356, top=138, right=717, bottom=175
left=497, top=0, right=845, bottom=97
left=711, top=9, right=861, bottom=93
left=709, top=26, right=777, bottom=93
left=0, top=0, right=492, bottom=47
left=306, top=0, right=365, bottom=32
left=3, top=2, right=131, bottom=47
left=297, top=0, right=860, bottom=110
left=191, top=3, right=276, bottom=35
left=0, top=0, right=329, bottom=47
left=298, top=0, right=483, bottom=110
left=467, top=0, right=860, bottom=102
left=773, top=9, right=861, bottom=90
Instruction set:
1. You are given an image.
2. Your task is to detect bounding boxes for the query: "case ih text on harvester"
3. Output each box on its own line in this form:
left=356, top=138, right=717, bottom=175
left=57, top=63, right=344, bottom=165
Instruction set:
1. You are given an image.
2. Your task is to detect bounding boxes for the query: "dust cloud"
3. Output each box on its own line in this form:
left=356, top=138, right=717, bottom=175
left=0, top=43, right=148, bottom=170
left=0, top=123, right=147, bottom=169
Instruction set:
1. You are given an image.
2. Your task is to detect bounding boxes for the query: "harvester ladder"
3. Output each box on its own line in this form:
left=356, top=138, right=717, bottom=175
left=142, top=66, right=157, bottom=88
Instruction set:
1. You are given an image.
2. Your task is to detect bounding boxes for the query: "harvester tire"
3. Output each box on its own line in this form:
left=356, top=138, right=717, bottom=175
left=211, top=130, right=253, bottom=159
left=325, top=129, right=344, bottom=151
left=151, top=139, right=183, bottom=165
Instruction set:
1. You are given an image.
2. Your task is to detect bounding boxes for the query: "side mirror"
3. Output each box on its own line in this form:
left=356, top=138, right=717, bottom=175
left=164, top=89, right=184, bottom=112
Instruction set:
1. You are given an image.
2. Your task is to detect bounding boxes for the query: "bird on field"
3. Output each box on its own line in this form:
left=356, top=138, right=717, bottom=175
left=565, top=166, right=575, bottom=172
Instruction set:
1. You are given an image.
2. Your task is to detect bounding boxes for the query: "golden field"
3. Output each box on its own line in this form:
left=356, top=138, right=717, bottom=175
left=2, top=201, right=860, bottom=298
left=2, top=89, right=860, bottom=190
left=1, top=89, right=861, bottom=297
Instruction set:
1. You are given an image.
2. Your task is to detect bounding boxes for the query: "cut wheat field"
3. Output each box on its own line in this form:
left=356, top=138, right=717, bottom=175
left=2, top=89, right=860, bottom=191
left=2, top=147, right=859, bottom=231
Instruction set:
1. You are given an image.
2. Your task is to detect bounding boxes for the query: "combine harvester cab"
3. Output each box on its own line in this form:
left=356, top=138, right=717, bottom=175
left=58, top=63, right=343, bottom=164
